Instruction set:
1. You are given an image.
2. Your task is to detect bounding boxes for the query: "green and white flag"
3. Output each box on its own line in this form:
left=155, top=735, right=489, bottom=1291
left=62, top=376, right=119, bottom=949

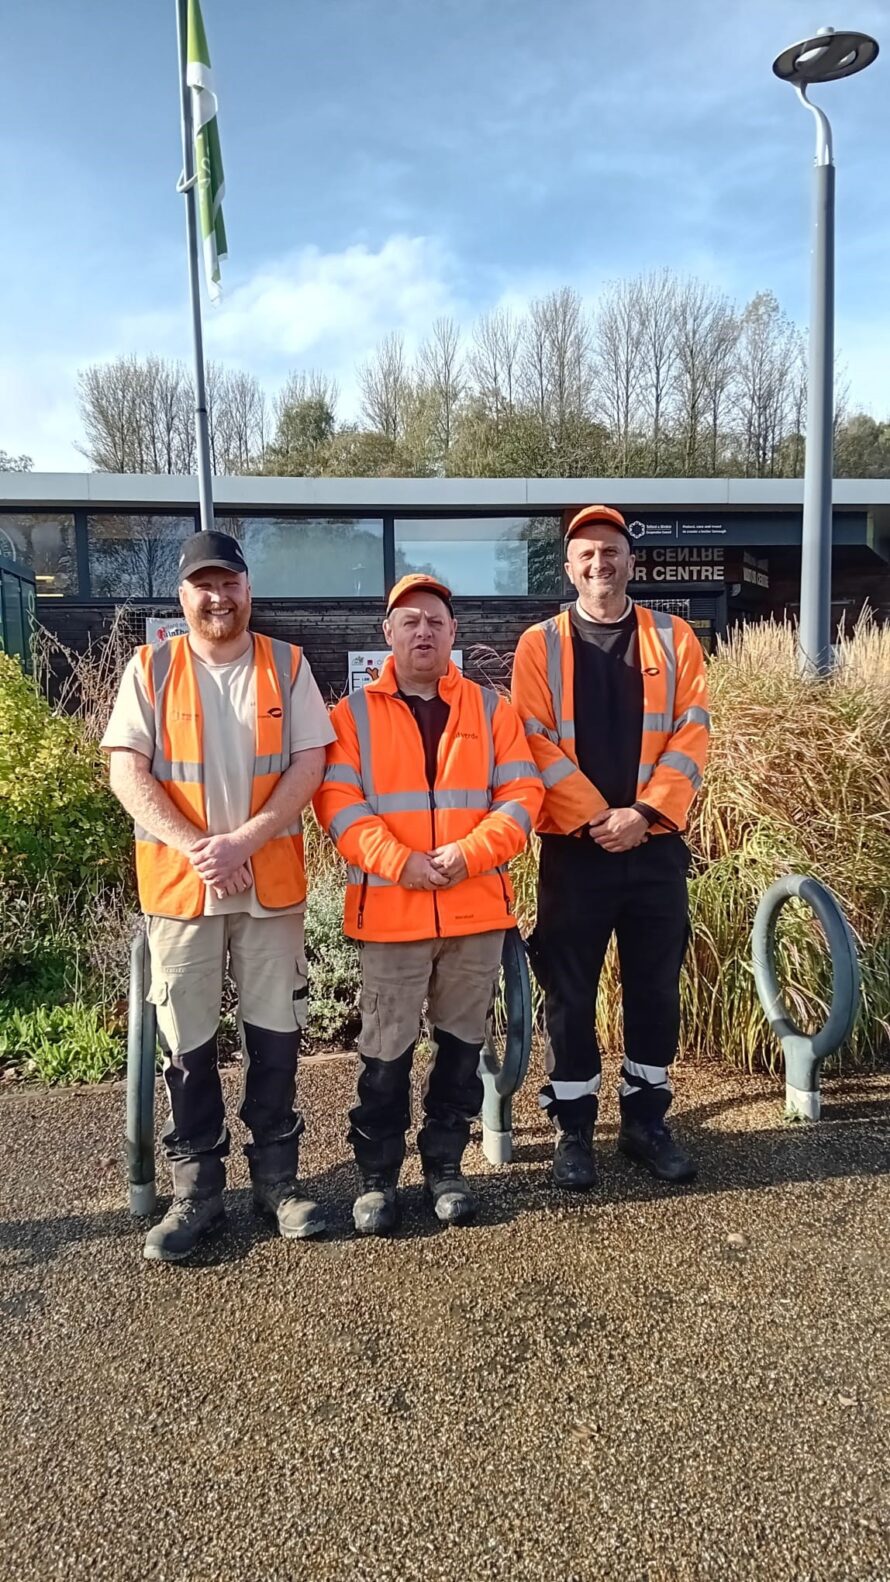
left=187, top=0, right=227, bottom=302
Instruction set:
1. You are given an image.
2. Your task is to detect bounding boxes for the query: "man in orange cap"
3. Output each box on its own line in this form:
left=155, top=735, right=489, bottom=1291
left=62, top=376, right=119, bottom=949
left=315, top=573, right=542, bottom=1234
left=512, top=506, right=710, bottom=1190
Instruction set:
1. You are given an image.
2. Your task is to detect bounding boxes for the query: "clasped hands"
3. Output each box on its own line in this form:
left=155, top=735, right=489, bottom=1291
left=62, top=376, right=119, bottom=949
left=188, top=830, right=256, bottom=899
left=586, top=806, right=649, bottom=852
left=401, top=844, right=469, bottom=891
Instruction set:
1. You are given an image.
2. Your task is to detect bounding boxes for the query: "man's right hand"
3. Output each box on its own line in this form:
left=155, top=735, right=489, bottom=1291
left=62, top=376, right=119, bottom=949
left=400, top=851, right=449, bottom=891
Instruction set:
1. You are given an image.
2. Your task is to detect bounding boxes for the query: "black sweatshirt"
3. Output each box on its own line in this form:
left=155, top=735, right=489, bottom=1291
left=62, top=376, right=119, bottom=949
left=569, top=601, right=658, bottom=824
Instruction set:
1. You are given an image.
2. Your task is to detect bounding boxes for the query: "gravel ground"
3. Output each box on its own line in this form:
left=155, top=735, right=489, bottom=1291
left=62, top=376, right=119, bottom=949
left=1, top=1055, right=890, bottom=1582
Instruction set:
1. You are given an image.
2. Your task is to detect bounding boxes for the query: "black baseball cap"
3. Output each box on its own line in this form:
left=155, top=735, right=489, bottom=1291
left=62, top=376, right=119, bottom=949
left=178, top=530, right=249, bottom=580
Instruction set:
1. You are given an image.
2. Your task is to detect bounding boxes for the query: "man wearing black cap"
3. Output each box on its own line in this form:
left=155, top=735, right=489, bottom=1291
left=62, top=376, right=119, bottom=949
left=512, top=505, right=710, bottom=1190
left=102, top=531, right=335, bottom=1260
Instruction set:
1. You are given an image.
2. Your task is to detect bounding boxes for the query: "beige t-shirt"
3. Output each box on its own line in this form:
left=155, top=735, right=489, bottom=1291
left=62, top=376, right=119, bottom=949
left=101, top=638, right=335, bottom=917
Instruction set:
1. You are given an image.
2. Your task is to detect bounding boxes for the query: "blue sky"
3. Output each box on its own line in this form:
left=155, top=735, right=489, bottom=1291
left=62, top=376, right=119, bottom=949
left=1, top=0, right=888, bottom=468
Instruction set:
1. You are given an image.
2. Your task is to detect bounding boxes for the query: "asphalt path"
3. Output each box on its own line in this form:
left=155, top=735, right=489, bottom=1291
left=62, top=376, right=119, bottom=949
left=2, top=1058, right=889, bottom=1581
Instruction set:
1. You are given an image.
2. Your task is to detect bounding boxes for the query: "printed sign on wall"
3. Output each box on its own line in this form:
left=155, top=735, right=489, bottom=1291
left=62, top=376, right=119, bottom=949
left=348, top=650, right=463, bottom=692
left=145, top=618, right=189, bottom=645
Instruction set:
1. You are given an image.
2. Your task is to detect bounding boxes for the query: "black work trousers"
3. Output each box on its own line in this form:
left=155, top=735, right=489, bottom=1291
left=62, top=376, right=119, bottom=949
left=528, top=833, right=691, bottom=1132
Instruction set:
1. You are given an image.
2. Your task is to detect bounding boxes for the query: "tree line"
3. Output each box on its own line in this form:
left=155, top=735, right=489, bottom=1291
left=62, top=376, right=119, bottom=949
left=71, top=271, right=890, bottom=481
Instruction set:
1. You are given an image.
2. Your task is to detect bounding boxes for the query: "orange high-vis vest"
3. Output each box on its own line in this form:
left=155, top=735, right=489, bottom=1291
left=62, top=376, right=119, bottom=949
left=313, top=658, right=543, bottom=943
left=134, top=632, right=306, bottom=919
left=511, top=604, right=710, bottom=836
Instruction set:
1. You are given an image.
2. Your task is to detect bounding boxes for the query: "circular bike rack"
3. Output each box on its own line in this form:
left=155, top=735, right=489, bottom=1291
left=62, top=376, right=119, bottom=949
left=126, top=927, right=158, bottom=1216
left=479, top=929, right=533, bottom=1164
left=751, top=874, right=860, bottom=1121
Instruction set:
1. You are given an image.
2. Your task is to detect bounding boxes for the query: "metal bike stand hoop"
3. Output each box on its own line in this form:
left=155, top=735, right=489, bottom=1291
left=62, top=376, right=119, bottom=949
left=126, top=927, right=158, bottom=1216
left=752, top=875, right=860, bottom=1121
left=479, top=929, right=533, bottom=1164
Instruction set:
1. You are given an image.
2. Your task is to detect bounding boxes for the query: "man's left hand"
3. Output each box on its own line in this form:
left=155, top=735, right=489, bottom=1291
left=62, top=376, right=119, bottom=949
left=588, top=807, right=649, bottom=853
left=190, top=831, right=256, bottom=886
left=429, top=843, right=469, bottom=886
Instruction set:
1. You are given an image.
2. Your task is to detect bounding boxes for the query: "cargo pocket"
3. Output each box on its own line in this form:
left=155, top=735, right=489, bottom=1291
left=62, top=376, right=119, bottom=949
left=293, top=972, right=309, bottom=1031
left=146, top=976, right=179, bottom=1054
left=357, top=988, right=382, bottom=1061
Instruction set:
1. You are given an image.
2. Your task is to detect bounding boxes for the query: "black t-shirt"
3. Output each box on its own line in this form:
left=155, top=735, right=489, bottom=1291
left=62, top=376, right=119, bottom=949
left=397, top=690, right=450, bottom=788
left=570, top=600, right=644, bottom=812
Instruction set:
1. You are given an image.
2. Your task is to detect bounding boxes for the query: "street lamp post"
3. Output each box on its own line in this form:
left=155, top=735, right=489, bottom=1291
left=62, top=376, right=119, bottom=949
left=773, top=27, right=879, bottom=677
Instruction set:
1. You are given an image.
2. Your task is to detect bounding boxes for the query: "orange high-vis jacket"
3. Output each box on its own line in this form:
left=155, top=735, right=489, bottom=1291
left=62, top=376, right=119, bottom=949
left=313, top=658, right=543, bottom=943
left=511, top=605, right=710, bottom=836
left=133, top=632, right=307, bottom=918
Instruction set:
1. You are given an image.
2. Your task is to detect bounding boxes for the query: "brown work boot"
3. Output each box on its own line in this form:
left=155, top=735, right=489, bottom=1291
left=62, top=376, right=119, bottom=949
left=143, top=1194, right=225, bottom=1262
left=252, top=1178, right=326, bottom=1240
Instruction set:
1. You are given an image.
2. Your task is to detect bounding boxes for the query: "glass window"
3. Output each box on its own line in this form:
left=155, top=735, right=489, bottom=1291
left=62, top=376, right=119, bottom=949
left=394, top=516, right=562, bottom=596
left=1, top=572, right=26, bottom=665
left=0, top=512, right=76, bottom=595
left=220, top=516, right=384, bottom=597
left=88, top=515, right=196, bottom=598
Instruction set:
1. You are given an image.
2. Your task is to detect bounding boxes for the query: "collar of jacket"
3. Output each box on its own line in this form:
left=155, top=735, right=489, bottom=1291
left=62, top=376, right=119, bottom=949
left=365, top=654, right=463, bottom=700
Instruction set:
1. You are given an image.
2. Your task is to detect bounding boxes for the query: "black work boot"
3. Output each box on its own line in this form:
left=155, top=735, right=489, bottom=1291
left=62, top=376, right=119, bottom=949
left=552, top=1127, right=598, bottom=1191
left=252, top=1178, right=326, bottom=1240
left=143, top=1194, right=225, bottom=1262
left=422, top=1161, right=477, bottom=1226
left=353, top=1168, right=401, bottom=1236
left=618, top=1119, right=697, bottom=1183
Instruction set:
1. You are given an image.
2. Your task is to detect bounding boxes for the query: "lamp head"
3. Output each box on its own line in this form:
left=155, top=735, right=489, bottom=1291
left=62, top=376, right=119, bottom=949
left=773, top=27, right=879, bottom=85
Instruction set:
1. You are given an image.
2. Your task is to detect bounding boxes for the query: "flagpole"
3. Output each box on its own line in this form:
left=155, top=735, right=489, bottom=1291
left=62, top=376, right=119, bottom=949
left=175, top=0, right=214, bottom=535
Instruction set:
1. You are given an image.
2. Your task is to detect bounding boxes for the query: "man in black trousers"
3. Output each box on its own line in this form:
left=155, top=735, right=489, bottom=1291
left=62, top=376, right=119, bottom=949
left=512, top=505, right=710, bottom=1189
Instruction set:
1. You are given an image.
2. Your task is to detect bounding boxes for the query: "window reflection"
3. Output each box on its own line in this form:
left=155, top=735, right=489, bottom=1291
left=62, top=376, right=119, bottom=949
left=394, top=516, right=562, bottom=595
left=0, top=512, right=76, bottom=596
left=221, top=516, right=384, bottom=597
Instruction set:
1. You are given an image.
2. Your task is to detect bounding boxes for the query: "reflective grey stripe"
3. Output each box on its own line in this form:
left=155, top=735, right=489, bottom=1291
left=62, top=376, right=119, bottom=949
left=492, top=759, right=537, bottom=788
left=434, top=789, right=490, bottom=811
left=650, top=610, right=677, bottom=729
left=489, top=799, right=532, bottom=836
left=134, top=824, right=161, bottom=844
left=255, top=752, right=290, bottom=777
left=637, top=763, right=655, bottom=786
left=543, top=618, right=563, bottom=728
left=542, top=758, right=576, bottom=789
left=345, top=686, right=374, bottom=798
left=660, top=750, right=703, bottom=791
left=149, top=640, right=175, bottom=782
left=152, top=758, right=204, bottom=783
left=673, top=706, right=711, bottom=732
left=345, top=865, right=395, bottom=889
left=481, top=686, right=498, bottom=793
left=346, top=864, right=503, bottom=888
left=643, top=713, right=672, bottom=734
left=252, top=639, right=292, bottom=793
left=524, top=718, right=558, bottom=745
left=323, top=763, right=363, bottom=788
left=372, top=790, right=430, bottom=813
left=330, top=802, right=376, bottom=840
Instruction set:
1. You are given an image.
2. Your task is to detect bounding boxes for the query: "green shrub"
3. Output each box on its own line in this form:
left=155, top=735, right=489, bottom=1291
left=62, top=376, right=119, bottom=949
left=0, top=1002, right=124, bottom=1084
left=304, top=865, right=361, bottom=1045
left=0, top=653, right=130, bottom=892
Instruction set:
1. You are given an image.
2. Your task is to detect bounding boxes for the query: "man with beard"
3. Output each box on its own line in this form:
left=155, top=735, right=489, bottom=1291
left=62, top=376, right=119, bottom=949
left=102, top=531, right=334, bottom=1260
left=512, top=505, right=710, bottom=1191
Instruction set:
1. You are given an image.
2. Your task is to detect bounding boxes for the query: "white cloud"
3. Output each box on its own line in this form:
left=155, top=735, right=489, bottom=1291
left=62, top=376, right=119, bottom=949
left=2, top=234, right=463, bottom=466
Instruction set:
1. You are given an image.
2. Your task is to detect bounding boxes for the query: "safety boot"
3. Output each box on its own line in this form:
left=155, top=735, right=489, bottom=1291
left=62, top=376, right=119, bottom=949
left=552, top=1127, right=598, bottom=1191
left=423, top=1161, right=477, bottom=1226
left=618, top=1120, right=697, bottom=1183
left=353, top=1168, right=401, bottom=1236
left=252, top=1178, right=326, bottom=1240
left=143, top=1194, right=225, bottom=1262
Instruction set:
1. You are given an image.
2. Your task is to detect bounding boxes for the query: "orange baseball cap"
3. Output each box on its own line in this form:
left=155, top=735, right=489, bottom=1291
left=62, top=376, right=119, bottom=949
left=386, top=572, right=454, bottom=615
left=564, top=504, right=632, bottom=548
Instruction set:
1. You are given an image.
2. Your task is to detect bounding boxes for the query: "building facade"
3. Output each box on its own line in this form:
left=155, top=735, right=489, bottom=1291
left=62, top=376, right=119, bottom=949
left=2, top=472, right=888, bottom=694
